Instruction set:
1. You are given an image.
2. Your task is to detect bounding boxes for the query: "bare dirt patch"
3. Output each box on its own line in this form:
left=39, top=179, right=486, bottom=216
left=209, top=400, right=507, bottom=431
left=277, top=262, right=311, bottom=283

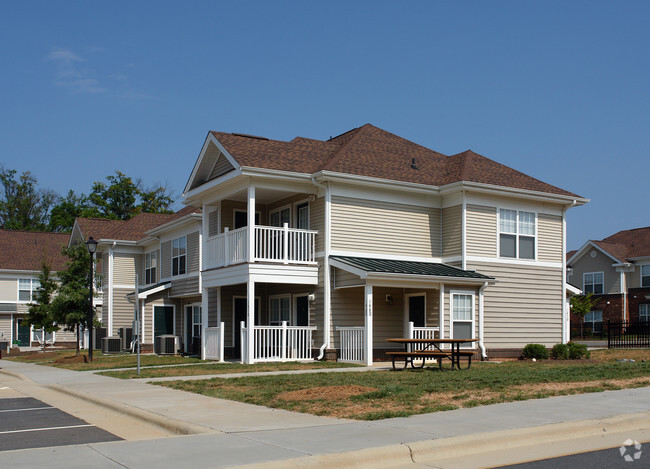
left=54, top=354, right=88, bottom=364
left=278, top=385, right=378, bottom=401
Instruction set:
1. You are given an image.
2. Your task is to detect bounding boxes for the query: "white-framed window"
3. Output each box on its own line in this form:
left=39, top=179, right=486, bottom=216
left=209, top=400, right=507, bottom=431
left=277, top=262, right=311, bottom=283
left=296, top=202, right=309, bottom=230
left=640, top=304, right=650, bottom=323
left=233, top=210, right=260, bottom=229
left=269, top=294, right=291, bottom=325
left=584, top=310, right=603, bottom=329
left=172, top=236, right=186, bottom=276
left=499, top=209, right=536, bottom=259
left=583, top=272, right=604, bottom=294
left=641, top=265, right=650, bottom=288
left=145, top=251, right=157, bottom=284
left=189, top=305, right=201, bottom=338
left=451, top=291, right=474, bottom=341
left=270, top=206, right=291, bottom=227
left=18, top=278, right=40, bottom=302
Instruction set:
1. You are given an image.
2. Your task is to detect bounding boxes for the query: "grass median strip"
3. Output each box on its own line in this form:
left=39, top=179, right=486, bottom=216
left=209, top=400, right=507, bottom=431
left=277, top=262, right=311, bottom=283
left=157, top=349, right=650, bottom=420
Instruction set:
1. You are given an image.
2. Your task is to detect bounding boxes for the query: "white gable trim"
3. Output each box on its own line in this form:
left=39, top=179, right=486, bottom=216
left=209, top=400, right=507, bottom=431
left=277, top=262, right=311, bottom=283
left=567, top=240, right=621, bottom=265
left=184, top=133, right=241, bottom=194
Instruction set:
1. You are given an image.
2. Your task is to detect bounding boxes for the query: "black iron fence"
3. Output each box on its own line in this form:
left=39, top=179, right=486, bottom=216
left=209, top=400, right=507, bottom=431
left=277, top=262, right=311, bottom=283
left=607, top=320, right=650, bottom=348
left=571, top=323, right=606, bottom=340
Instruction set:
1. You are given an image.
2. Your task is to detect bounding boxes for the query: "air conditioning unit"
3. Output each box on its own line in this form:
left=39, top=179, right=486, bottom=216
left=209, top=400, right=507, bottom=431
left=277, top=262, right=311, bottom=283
left=119, top=327, right=133, bottom=351
left=155, top=335, right=179, bottom=355
left=102, top=336, right=122, bottom=354
left=94, top=327, right=107, bottom=350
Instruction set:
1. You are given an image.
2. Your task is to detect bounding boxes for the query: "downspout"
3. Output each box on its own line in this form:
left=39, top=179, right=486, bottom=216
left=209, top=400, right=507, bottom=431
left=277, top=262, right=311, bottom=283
left=621, top=270, right=627, bottom=322
left=312, top=175, right=331, bottom=360
left=478, top=281, right=488, bottom=360
left=108, top=241, right=116, bottom=335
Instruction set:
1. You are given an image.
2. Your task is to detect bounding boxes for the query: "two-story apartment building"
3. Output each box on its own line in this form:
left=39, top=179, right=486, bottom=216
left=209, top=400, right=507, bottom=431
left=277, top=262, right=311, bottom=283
left=567, top=226, right=650, bottom=332
left=70, top=207, right=202, bottom=352
left=182, top=124, right=587, bottom=364
left=0, top=230, right=74, bottom=347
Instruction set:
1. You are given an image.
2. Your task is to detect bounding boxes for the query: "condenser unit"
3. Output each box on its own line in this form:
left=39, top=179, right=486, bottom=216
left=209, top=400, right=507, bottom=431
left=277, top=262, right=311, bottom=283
left=94, top=327, right=107, bottom=350
left=118, top=327, right=133, bottom=351
left=101, top=336, right=122, bottom=354
left=155, top=335, right=179, bottom=355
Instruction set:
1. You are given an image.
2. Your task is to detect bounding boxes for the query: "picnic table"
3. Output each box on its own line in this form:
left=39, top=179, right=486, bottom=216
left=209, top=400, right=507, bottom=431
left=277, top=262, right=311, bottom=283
left=385, top=338, right=479, bottom=370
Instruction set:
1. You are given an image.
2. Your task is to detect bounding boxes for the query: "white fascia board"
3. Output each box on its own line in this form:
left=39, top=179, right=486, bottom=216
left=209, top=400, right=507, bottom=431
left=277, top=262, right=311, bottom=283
left=146, top=213, right=202, bottom=237
left=202, top=263, right=318, bottom=287
left=568, top=241, right=621, bottom=266
left=183, top=168, right=243, bottom=203
left=0, top=269, right=43, bottom=276
left=367, top=273, right=495, bottom=288
left=69, top=221, right=84, bottom=247
left=241, top=167, right=313, bottom=182
left=329, top=259, right=368, bottom=278
left=566, top=283, right=582, bottom=295
left=315, top=171, right=439, bottom=196
left=440, top=181, right=589, bottom=207
left=136, top=282, right=171, bottom=299
left=625, top=256, right=650, bottom=262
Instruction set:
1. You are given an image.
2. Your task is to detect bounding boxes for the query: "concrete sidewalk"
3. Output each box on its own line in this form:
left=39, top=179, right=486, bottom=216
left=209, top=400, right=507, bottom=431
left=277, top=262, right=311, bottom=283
left=1, top=359, right=649, bottom=468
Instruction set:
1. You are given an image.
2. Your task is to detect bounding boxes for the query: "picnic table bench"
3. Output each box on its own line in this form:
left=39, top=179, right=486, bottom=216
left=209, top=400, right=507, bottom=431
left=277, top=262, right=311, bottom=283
left=385, top=338, right=479, bottom=370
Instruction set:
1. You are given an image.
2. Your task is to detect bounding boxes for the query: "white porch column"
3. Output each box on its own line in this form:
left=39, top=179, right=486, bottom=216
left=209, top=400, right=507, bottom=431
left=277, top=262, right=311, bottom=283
left=364, top=284, right=373, bottom=366
left=246, top=279, right=255, bottom=364
left=439, top=283, right=445, bottom=339
left=201, top=288, right=208, bottom=360
left=247, top=186, right=255, bottom=263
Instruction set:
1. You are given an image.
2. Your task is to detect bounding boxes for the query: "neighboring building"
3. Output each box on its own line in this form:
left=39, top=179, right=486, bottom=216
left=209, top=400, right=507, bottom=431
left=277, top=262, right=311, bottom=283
left=567, top=226, right=650, bottom=333
left=0, top=230, right=74, bottom=346
left=70, top=207, right=202, bottom=352
left=180, top=124, right=587, bottom=364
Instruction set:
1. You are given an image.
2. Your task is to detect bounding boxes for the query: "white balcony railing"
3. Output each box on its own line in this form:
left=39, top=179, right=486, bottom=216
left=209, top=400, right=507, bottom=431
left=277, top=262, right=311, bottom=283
left=240, top=321, right=316, bottom=363
left=205, top=224, right=317, bottom=270
left=336, top=326, right=366, bottom=363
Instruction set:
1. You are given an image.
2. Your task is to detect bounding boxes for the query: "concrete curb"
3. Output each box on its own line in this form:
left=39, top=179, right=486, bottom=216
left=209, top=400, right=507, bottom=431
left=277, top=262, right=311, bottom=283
left=0, top=368, right=29, bottom=381
left=232, top=411, right=650, bottom=469
left=46, top=383, right=215, bottom=436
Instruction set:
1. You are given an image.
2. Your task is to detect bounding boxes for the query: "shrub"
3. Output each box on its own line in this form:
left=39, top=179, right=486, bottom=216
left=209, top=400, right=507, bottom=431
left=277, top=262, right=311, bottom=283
left=550, top=343, right=569, bottom=360
left=567, top=342, right=590, bottom=359
left=522, top=343, right=549, bottom=360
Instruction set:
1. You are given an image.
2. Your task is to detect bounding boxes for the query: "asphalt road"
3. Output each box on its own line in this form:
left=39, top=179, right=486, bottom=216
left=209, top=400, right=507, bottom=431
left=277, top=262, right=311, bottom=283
left=497, top=440, right=649, bottom=468
left=0, top=396, right=121, bottom=451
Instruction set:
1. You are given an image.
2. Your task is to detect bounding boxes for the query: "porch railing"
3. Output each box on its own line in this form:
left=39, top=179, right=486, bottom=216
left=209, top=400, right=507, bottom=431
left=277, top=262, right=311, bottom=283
left=205, top=224, right=317, bottom=270
left=240, top=321, right=316, bottom=363
left=204, top=322, right=224, bottom=361
left=336, top=326, right=366, bottom=363
left=407, top=322, right=439, bottom=340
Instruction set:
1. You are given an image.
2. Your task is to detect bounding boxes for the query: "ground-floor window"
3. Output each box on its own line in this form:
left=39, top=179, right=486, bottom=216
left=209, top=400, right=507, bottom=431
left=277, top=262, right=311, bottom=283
left=584, top=310, right=603, bottom=332
left=451, top=291, right=474, bottom=340
left=640, top=304, right=650, bottom=322
left=269, top=295, right=291, bottom=325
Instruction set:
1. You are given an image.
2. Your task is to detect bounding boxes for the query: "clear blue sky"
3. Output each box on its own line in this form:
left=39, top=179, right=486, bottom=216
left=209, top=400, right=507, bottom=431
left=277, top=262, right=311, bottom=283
left=1, top=1, right=648, bottom=250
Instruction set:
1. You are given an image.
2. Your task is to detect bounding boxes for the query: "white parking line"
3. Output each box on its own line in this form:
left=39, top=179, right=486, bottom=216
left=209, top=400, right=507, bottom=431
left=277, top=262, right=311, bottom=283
left=0, top=387, right=10, bottom=390
left=0, top=406, right=55, bottom=413
left=0, top=424, right=94, bottom=435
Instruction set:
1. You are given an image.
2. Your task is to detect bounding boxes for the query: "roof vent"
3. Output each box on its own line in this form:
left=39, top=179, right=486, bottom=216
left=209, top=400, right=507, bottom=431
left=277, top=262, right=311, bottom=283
left=411, top=158, right=419, bottom=170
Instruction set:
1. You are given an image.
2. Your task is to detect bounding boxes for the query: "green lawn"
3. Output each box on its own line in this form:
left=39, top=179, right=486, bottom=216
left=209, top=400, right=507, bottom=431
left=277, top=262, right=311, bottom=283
left=99, top=361, right=361, bottom=378
left=159, top=350, right=650, bottom=420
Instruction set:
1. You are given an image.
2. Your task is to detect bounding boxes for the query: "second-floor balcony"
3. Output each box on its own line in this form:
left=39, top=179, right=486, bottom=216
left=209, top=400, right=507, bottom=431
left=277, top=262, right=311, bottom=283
left=205, top=224, right=317, bottom=270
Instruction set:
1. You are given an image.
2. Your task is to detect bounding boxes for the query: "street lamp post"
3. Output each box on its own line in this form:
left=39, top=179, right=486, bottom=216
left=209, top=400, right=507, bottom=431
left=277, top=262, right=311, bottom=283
left=85, top=237, right=98, bottom=362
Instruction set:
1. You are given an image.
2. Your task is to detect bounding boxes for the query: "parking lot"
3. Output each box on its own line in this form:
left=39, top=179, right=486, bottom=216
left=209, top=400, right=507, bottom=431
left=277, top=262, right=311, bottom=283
left=0, top=394, right=121, bottom=451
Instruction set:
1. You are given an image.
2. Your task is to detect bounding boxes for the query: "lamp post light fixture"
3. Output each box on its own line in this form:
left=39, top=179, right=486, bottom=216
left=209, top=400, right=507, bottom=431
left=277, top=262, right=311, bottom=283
left=85, top=237, right=98, bottom=362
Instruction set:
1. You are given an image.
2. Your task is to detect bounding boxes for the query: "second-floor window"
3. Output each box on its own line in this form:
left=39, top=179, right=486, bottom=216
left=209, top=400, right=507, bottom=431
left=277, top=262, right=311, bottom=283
left=145, top=251, right=157, bottom=284
left=172, top=237, right=186, bottom=276
left=19, top=278, right=40, bottom=302
left=642, top=265, right=650, bottom=288
left=584, top=272, right=604, bottom=294
left=499, top=209, right=535, bottom=259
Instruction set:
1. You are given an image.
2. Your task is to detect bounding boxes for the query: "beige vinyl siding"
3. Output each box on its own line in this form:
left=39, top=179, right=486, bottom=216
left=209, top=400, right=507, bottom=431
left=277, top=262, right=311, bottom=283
left=568, top=249, right=619, bottom=294
left=113, top=253, right=137, bottom=285
left=466, top=205, right=497, bottom=258
left=311, top=196, right=325, bottom=253
left=333, top=268, right=364, bottom=288
left=54, top=329, right=77, bottom=343
left=442, top=205, right=462, bottom=258
left=468, top=261, right=563, bottom=348
left=331, top=196, right=440, bottom=257
left=207, top=288, right=219, bottom=327
left=626, top=266, right=644, bottom=289
left=0, top=279, right=16, bottom=301
left=537, top=214, right=563, bottom=263
left=0, top=315, right=12, bottom=341
left=187, top=231, right=200, bottom=273
left=208, top=209, right=219, bottom=237
left=222, top=284, right=246, bottom=347
left=372, top=287, right=403, bottom=348
left=112, top=288, right=136, bottom=336
left=169, top=275, right=200, bottom=297
left=160, top=241, right=171, bottom=279
left=209, top=154, right=235, bottom=180
left=16, top=303, right=29, bottom=314
left=330, top=286, right=364, bottom=350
